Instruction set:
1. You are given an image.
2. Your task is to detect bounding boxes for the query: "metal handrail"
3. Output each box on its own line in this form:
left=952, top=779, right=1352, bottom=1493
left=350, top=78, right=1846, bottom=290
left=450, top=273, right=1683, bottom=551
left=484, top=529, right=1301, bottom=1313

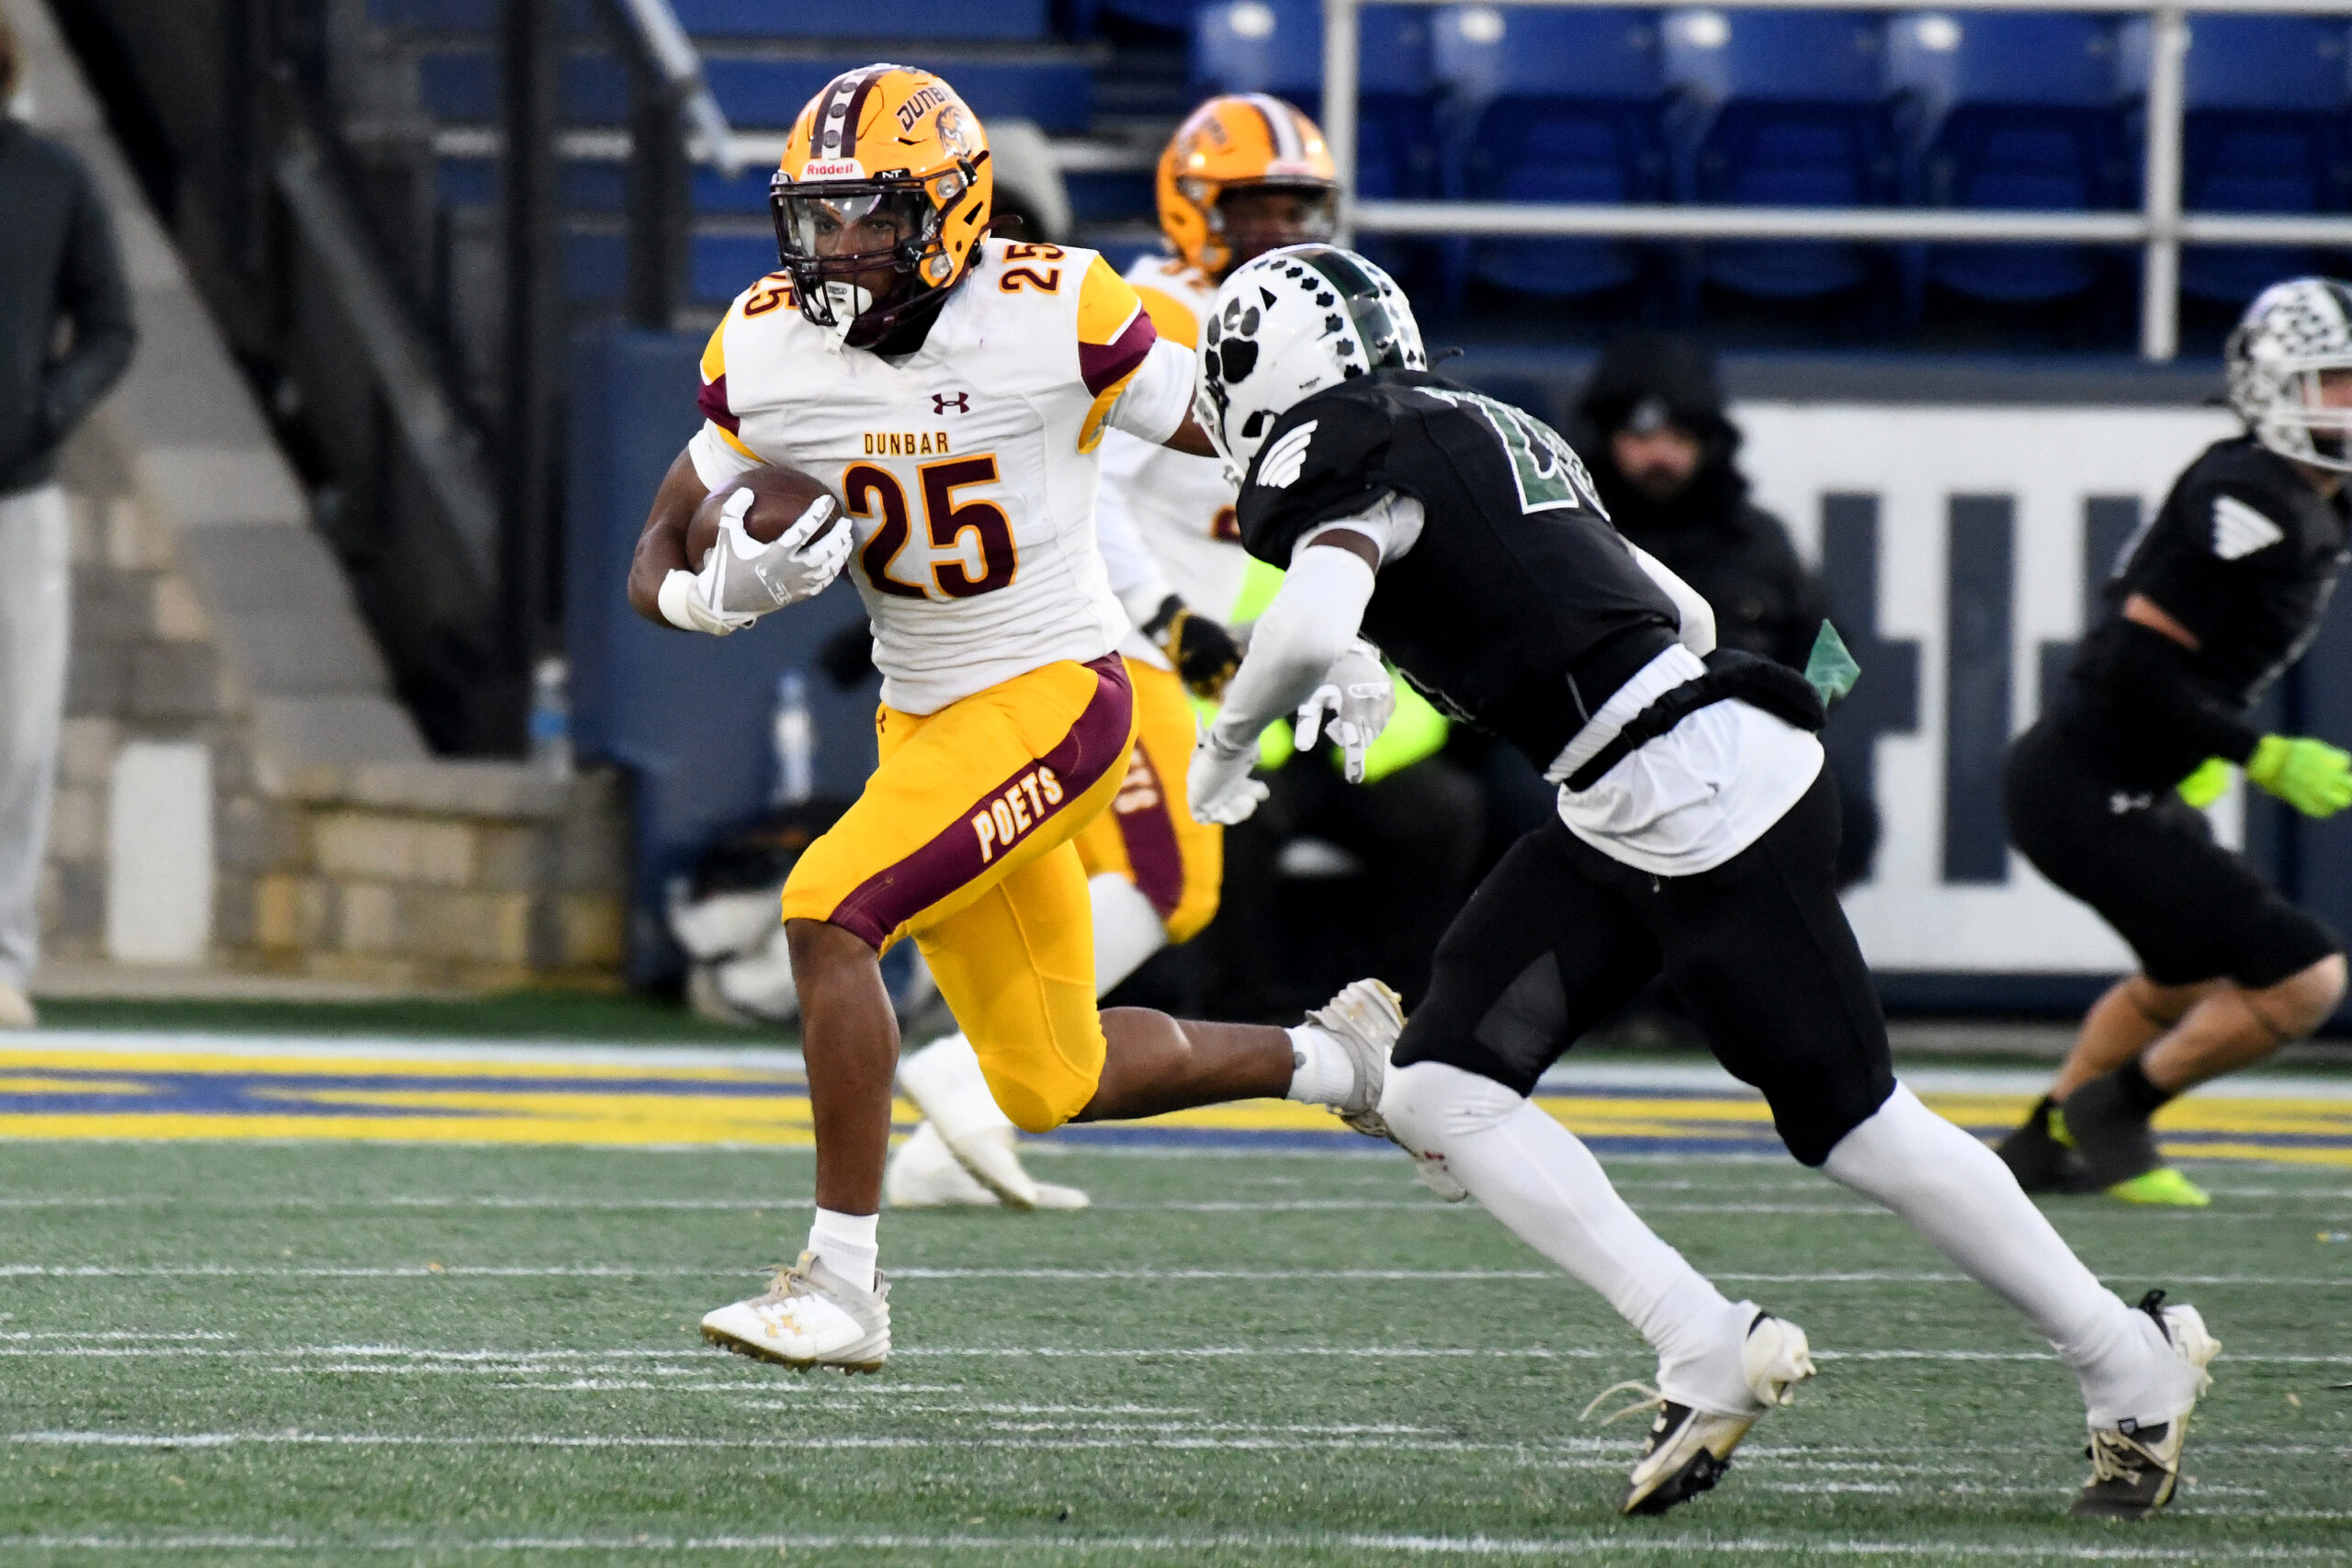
left=596, top=0, right=741, bottom=329
left=1323, top=0, right=2352, bottom=361
left=604, top=0, right=742, bottom=178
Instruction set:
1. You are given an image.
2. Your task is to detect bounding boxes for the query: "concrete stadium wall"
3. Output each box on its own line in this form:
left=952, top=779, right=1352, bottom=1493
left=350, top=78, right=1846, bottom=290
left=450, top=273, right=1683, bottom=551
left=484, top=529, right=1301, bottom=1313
left=9, top=0, right=625, bottom=991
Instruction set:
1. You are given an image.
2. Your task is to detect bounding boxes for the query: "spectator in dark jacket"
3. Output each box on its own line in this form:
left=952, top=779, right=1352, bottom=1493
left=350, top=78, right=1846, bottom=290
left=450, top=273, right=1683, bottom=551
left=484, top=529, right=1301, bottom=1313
left=1571, top=332, right=1879, bottom=885
left=0, top=11, right=136, bottom=1027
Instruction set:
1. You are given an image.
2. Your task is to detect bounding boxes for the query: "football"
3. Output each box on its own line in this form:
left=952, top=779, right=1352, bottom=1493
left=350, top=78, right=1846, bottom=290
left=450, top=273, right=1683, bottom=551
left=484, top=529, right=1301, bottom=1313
left=684, top=463, right=845, bottom=571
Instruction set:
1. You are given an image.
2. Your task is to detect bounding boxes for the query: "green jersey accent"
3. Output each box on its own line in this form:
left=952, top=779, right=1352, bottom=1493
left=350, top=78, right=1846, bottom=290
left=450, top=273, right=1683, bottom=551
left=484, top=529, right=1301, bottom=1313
left=1417, top=388, right=1602, bottom=517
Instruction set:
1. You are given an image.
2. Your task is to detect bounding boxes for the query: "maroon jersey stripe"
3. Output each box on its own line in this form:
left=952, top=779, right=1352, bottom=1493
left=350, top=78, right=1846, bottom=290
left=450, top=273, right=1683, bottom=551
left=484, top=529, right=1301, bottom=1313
left=1078, top=309, right=1157, bottom=400
left=696, top=373, right=740, bottom=435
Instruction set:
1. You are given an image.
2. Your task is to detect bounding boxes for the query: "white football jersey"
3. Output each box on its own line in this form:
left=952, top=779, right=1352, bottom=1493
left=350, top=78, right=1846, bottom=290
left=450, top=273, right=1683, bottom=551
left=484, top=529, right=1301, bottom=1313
left=694, top=240, right=1174, bottom=715
left=1098, top=255, right=1252, bottom=659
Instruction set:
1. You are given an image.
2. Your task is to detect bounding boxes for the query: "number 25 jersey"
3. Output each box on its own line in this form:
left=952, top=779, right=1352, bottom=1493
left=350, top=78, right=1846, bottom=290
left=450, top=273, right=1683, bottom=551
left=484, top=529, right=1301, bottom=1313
left=694, top=239, right=1164, bottom=715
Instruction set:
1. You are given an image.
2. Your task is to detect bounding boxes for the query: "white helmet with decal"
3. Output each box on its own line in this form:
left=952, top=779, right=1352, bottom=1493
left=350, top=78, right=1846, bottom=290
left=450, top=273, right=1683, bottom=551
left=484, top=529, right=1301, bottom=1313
left=2228, top=276, right=2352, bottom=473
left=1193, top=243, right=1426, bottom=488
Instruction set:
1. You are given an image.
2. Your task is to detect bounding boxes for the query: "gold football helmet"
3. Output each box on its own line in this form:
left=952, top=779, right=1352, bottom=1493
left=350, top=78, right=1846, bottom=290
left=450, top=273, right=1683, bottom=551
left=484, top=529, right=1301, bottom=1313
left=1157, top=93, right=1340, bottom=280
left=773, top=64, right=993, bottom=346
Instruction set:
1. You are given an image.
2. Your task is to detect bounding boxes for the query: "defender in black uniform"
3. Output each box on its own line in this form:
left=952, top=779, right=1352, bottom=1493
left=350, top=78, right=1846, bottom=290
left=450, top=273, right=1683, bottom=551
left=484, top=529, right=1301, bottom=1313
left=1188, top=245, right=2220, bottom=1523
left=2000, top=277, right=2352, bottom=1208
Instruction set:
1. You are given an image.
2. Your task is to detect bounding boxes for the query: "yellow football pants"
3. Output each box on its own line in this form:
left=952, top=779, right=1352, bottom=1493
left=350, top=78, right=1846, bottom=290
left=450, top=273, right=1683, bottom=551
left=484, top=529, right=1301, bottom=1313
left=1073, top=657, right=1223, bottom=943
left=779, top=654, right=1137, bottom=1132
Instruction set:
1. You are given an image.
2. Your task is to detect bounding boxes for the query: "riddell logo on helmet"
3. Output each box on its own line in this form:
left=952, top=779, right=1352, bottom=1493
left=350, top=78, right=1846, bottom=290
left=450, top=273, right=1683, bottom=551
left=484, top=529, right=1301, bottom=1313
left=799, top=158, right=865, bottom=180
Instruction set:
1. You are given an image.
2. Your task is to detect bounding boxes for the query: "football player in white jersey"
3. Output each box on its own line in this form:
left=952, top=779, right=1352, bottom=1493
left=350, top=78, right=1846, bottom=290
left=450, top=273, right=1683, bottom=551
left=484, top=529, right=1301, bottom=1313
left=624, top=65, right=1400, bottom=1371
left=884, top=92, right=1354, bottom=1210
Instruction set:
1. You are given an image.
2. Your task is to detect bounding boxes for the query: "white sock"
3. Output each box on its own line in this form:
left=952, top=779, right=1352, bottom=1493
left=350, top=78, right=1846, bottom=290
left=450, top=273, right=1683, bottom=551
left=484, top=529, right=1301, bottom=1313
left=1823, top=1083, right=2181, bottom=1424
left=806, top=1208, right=880, bottom=1292
left=1284, top=1022, right=1357, bottom=1106
left=1381, top=1060, right=1762, bottom=1415
left=1091, top=873, right=1167, bottom=995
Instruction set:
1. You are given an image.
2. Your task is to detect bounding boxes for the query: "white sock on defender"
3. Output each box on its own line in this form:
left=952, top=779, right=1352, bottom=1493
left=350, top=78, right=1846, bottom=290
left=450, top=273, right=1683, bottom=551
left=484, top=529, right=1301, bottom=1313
left=1822, top=1084, right=2168, bottom=1422
left=1382, top=1060, right=1761, bottom=1415
left=1090, top=873, right=1167, bottom=996
left=807, top=1208, right=880, bottom=1292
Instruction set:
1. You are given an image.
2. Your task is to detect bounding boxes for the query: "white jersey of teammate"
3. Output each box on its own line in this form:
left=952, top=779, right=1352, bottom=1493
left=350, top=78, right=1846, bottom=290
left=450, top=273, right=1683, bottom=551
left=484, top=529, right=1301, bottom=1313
left=1094, top=254, right=1252, bottom=671
left=689, top=239, right=1195, bottom=715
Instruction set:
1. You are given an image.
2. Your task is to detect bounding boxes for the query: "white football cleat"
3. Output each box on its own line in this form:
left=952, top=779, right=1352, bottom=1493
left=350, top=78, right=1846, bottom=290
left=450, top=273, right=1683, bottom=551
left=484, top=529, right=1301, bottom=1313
left=886, top=1121, right=1090, bottom=1210
left=897, top=1034, right=1050, bottom=1209
left=700, top=1252, right=890, bottom=1373
left=2073, top=1292, right=2221, bottom=1519
left=1303, top=977, right=1405, bottom=1137
left=1589, top=1310, right=1816, bottom=1516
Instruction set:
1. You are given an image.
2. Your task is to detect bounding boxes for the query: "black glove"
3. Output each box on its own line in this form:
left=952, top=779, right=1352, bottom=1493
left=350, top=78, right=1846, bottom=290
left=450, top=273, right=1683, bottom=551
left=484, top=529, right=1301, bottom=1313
left=1143, top=593, right=1241, bottom=700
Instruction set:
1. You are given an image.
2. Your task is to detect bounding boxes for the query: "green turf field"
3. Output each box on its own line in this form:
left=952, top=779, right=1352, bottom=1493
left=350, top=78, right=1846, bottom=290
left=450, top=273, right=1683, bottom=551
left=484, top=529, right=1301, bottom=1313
left=3, top=1140, right=2348, bottom=1565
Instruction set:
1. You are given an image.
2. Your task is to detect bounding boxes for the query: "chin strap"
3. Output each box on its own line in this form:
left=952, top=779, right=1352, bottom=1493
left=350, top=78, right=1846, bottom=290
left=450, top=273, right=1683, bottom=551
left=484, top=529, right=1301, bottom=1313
left=820, top=282, right=873, bottom=353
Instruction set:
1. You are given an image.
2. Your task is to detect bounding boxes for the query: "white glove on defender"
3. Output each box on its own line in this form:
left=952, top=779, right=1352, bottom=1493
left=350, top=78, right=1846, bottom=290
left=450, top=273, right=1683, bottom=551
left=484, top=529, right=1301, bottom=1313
left=1294, top=637, right=1396, bottom=784
left=659, top=491, right=851, bottom=637
left=1188, top=728, right=1270, bottom=826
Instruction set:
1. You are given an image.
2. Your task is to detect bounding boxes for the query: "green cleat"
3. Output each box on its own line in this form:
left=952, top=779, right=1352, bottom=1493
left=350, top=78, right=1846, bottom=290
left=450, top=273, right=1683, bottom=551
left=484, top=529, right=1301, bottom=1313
left=2106, top=1168, right=2211, bottom=1208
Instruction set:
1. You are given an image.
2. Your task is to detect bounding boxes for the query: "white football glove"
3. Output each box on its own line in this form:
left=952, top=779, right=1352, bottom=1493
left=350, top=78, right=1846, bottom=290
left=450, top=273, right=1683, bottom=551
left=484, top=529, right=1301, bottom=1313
left=659, top=490, right=851, bottom=636
left=1188, top=728, right=1270, bottom=826
left=1295, top=638, right=1396, bottom=784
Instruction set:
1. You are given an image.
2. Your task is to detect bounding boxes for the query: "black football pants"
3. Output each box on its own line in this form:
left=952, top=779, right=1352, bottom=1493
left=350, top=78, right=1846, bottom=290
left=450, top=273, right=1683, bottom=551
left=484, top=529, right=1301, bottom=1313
left=1391, top=767, right=1895, bottom=1166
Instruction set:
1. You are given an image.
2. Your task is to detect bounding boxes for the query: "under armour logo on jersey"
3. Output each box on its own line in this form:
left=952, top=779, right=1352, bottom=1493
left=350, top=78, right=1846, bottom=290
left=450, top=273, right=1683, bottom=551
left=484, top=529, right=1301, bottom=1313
left=2212, top=494, right=2285, bottom=560
left=1256, top=421, right=1318, bottom=490
left=932, top=391, right=971, bottom=415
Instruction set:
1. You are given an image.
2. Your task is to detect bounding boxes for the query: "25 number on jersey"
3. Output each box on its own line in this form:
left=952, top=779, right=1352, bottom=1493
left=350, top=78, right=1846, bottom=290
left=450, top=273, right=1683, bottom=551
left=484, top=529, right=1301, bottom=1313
left=846, top=457, right=1019, bottom=601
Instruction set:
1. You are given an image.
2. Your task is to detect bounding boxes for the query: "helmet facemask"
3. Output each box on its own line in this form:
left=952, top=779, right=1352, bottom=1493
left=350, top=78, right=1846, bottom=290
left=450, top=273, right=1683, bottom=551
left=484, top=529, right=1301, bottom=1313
left=1204, top=179, right=1340, bottom=277
left=2230, top=278, right=2352, bottom=475
left=771, top=162, right=981, bottom=349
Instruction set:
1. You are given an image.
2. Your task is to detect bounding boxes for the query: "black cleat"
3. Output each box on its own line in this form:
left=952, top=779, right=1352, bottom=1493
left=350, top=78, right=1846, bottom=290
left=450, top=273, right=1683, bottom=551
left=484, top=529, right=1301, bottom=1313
left=1590, top=1312, right=1815, bottom=1517
left=2070, top=1291, right=2221, bottom=1521
left=1997, top=1095, right=2090, bottom=1193
left=2056, top=1076, right=2165, bottom=1190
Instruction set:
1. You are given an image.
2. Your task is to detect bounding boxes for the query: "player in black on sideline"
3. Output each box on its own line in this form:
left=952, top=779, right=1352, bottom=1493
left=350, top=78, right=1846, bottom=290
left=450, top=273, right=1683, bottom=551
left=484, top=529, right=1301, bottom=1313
left=1998, top=278, right=2352, bottom=1209
left=1185, top=244, right=2221, bottom=1522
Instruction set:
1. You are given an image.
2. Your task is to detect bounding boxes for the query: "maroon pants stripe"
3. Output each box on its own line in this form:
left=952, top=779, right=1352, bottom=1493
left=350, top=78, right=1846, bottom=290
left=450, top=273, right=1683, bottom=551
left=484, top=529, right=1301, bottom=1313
left=1109, top=739, right=1185, bottom=921
left=828, top=655, right=1134, bottom=946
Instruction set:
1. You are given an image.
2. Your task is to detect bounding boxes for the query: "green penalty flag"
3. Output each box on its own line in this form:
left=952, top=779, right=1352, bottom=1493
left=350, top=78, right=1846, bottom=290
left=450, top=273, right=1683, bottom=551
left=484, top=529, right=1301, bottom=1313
left=1805, top=619, right=1860, bottom=706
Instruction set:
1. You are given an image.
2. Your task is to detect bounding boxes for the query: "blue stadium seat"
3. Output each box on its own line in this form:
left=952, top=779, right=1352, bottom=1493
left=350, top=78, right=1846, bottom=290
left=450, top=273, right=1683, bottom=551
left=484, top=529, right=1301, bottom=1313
left=1887, top=12, right=2125, bottom=305
left=667, top=0, right=1052, bottom=39
left=2121, top=16, right=2352, bottom=304
left=1663, top=8, right=1896, bottom=301
left=703, top=56, right=1094, bottom=135
left=418, top=50, right=1091, bottom=136
left=1431, top=6, right=1667, bottom=300
left=1089, top=0, right=1214, bottom=33
left=1192, top=0, right=1439, bottom=199
left=694, top=231, right=788, bottom=306
left=416, top=48, right=632, bottom=123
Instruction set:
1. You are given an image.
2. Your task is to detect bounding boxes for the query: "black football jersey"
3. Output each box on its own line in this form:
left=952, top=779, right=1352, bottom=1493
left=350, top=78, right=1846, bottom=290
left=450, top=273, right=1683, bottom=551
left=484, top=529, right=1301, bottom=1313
left=2061, top=435, right=2350, bottom=784
left=1235, top=369, right=1680, bottom=764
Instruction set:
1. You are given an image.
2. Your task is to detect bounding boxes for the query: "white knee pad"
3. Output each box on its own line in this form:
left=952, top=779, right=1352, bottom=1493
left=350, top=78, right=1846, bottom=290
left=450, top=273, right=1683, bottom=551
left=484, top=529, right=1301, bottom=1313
left=1379, top=1059, right=1530, bottom=1155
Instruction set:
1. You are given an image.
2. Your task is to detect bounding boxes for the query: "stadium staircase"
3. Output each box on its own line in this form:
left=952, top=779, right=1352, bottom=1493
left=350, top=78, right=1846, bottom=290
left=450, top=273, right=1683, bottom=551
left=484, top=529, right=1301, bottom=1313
left=8, top=0, right=626, bottom=994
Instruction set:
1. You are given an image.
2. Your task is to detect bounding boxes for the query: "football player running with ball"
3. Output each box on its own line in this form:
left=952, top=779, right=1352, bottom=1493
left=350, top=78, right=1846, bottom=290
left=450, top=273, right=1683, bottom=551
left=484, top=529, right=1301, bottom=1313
left=1998, top=278, right=2352, bottom=1209
left=1190, top=243, right=2220, bottom=1520
left=626, top=67, right=1400, bottom=1371
left=885, top=92, right=1346, bottom=1212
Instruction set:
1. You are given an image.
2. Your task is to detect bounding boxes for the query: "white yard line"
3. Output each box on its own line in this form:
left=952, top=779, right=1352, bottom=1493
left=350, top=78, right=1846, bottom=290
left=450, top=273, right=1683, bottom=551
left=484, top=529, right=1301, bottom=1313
left=15, top=1030, right=2352, bottom=1100
left=0, top=1263, right=2341, bottom=1285
left=4, top=1341, right=2346, bottom=1365
left=0, top=1530, right=2342, bottom=1560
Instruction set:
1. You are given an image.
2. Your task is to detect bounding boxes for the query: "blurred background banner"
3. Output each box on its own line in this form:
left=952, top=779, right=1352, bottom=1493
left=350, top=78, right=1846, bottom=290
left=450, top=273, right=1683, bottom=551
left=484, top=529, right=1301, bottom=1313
left=1738, top=400, right=2245, bottom=999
